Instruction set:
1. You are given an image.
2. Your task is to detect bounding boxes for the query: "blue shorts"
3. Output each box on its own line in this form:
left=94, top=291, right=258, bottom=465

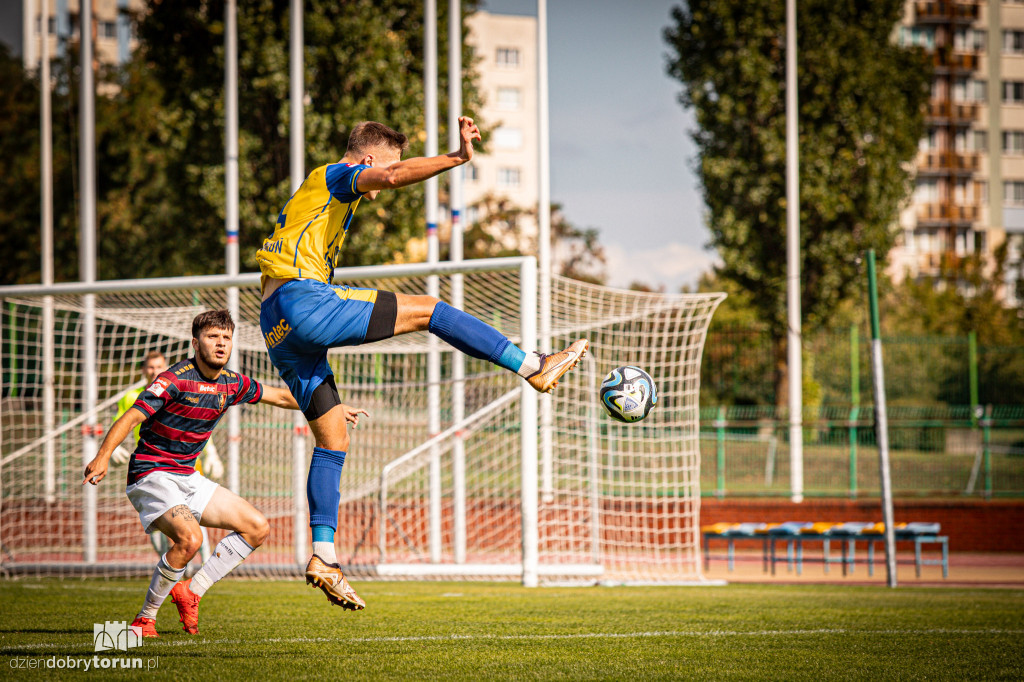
left=259, top=279, right=394, bottom=412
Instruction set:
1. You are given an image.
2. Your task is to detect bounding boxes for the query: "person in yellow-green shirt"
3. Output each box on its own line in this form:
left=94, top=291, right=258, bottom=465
left=111, top=350, right=223, bottom=572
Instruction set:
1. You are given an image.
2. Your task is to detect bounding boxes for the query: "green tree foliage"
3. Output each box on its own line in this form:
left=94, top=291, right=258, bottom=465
left=3, top=0, right=483, bottom=284
left=665, top=0, right=931, bottom=401
left=0, top=46, right=80, bottom=285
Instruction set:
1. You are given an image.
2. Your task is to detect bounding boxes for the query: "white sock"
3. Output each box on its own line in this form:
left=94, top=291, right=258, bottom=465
left=516, top=351, right=544, bottom=378
left=190, top=532, right=254, bottom=598
left=313, top=541, right=337, bottom=565
left=138, top=554, right=185, bottom=620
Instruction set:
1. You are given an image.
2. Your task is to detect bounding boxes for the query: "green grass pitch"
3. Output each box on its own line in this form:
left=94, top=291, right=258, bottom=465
left=2, top=579, right=1023, bottom=680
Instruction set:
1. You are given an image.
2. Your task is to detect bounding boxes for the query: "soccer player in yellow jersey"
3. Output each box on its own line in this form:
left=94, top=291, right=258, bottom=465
left=256, top=116, right=588, bottom=610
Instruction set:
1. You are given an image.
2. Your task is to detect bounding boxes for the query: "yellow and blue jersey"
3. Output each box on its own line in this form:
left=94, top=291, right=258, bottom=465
left=255, top=163, right=368, bottom=291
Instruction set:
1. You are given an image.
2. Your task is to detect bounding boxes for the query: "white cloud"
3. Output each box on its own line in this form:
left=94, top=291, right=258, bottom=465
left=602, top=241, right=719, bottom=292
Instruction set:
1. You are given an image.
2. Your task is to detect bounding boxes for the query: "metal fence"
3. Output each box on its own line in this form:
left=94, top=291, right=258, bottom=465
left=699, top=405, right=1024, bottom=498
left=702, top=325, right=1024, bottom=408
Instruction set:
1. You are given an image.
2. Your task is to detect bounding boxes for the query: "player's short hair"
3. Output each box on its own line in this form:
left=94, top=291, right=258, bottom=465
left=192, top=310, right=235, bottom=340
left=140, top=350, right=166, bottom=367
left=346, top=121, right=409, bottom=156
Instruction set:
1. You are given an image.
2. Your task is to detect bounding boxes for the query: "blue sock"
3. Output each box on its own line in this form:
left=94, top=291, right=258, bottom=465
left=307, top=447, right=346, bottom=530
left=312, top=525, right=334, bottom=543
left=428, top=301, right=526, bottom=372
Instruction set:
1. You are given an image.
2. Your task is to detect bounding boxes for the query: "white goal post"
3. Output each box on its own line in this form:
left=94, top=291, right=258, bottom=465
left=0, top=257, right=725, bottom=585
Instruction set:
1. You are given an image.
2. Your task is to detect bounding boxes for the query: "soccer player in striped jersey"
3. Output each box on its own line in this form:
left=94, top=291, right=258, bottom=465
left=83, top=310, right=367, bottom=636
left=256, top=116, right=588, bottom=610
left=110, top=350, right=223, bottom=570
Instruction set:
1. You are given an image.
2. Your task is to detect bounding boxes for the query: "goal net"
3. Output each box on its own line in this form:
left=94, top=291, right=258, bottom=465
left=1, top=259, right=724, bottom=584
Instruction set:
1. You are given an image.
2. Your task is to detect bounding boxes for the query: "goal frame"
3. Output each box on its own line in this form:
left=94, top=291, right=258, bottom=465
left=0, top=257, right=544, bottom=584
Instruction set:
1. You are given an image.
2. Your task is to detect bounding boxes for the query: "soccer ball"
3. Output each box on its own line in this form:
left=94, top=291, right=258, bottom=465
left=600, top=366, right=657, bottom=423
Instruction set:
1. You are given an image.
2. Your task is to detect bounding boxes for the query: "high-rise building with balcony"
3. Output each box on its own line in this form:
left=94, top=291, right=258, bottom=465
left=893, top=0, right=1024, bottom=304
left=462, top=10, right=539, bottom=253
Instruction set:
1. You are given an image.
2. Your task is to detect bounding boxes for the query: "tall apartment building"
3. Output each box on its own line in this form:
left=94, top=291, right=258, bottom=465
left=4, top=0, right=145, bottom=70
left=893, top=0, right=1024, bottom=304
left=462, top=10, right=539, bottom=253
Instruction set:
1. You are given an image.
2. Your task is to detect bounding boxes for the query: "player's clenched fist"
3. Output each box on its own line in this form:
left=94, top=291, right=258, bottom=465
left=83, top=456, right=109, bottom=485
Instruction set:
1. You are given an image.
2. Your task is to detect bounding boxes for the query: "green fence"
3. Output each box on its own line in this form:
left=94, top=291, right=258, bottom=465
left=701, top=325, right=1024, bottom=408
left=699, top=405, right=1024, bottom=498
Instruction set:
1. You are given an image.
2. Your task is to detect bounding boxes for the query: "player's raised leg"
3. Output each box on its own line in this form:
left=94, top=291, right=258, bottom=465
left=131, top=504, right=205, bottom=638
left=167, top=486, right=270, bottom=634
left=394, top=292, right=589, bottom=393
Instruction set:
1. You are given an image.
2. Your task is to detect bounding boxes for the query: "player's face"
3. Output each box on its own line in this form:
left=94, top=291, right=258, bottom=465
left=142, top=357, right=167, bottom=383
left=363, top=148, right=402, bottom=201
left=193, top=327, right=233, bottom=371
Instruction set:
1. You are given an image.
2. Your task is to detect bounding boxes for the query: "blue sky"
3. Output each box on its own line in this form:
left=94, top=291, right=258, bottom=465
left=481, top=0, right=716, bottom=291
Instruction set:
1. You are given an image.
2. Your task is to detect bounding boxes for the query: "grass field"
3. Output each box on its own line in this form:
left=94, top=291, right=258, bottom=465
left=2, top=579, right=1023, bottom=680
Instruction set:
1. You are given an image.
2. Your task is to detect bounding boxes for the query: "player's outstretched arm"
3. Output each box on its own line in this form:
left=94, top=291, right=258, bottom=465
left=356, top=116, right=481, bottom=192
left=83, top=408, right=146, bottom=485
left=259, top=385, right=302, bottom=410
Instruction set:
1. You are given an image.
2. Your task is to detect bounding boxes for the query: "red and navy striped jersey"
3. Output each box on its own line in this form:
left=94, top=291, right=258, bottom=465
left=126, top=358, right=262, bottom=485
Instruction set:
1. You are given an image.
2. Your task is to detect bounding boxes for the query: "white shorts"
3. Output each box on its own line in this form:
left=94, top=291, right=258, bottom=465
left=125, top=470, right=220, bottom=533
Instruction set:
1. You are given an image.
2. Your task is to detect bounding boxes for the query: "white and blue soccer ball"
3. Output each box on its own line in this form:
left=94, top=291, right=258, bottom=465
left=600, top=366, right=657, bottom=423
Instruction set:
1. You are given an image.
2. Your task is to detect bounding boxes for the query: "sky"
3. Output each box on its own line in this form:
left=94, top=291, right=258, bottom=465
left=482, top=0, right=716, bottom=291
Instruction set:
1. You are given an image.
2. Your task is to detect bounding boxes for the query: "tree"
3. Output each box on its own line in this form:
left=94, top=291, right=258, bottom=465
left=664, top=0, right=931, bottom=404
left=0, top=45, right=82, bottom=285
left=464, top=195, right=607, bottom=284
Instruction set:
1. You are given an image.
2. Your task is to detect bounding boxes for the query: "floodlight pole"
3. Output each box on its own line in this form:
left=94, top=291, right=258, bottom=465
left=40, top=0, right=57, bottom=505
left=867, top=250, right=898, bottom=587
left=80, top=0, right=98, bottom=564
left=424, top=0, right=442, bottom=565
left=449, top=0, right=467, bottom=565
left=538, top=0, right=554, bottom=503
left=785, top=0, right=804, bottom=503
left=290, top=0, right=307, bottom=568
left=225, top=0, right=241, bottom=495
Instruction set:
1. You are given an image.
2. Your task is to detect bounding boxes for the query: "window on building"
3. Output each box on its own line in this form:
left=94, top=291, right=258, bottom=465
left=979, top=180, right=989, bottom=203
left=1005, top=30, right=1024, bottom=54
left=920, top=128, right=939, bottom=152
left=99, top=21, right=117, bottom=39
left=899, top=26, right=936, bottom=49
left=493, top=127, right=523, bottom=149
left=496, top=47, right=520, bottom=68
left=974, top=130, right=988, bottom=152
left=916, top=178, right=940, bottom=203
left=464, top=163, right=478, bottom=182
left=1004, top=181, right=1024, bottom=205
left=954, top=78, right=987, bottom=102
left=956, top=28, right=986, bottom=52
left=1004, top=80, right=1024, bottom=103
left=496, top=87, right=521, bottom=110
left=957, top=129, right=987, bottom=152
left=954, top=179, right=972, bottom=204
left=465, top=206, right=479, bottom=225
left=1004, top=131, right=1024, bottom=154
left=497, top=167, right=521, bottom=188
left=972, top=79, right=988, bottom=102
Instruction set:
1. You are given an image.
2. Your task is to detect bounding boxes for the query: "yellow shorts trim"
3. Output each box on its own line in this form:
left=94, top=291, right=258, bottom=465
left=334, top=287, right=379, bottom=304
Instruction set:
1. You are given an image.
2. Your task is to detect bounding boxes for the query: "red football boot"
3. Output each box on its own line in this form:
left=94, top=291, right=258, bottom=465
left=130, top=616, right=159, bottom=638
left=169, top=578, right=201, bottom=634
